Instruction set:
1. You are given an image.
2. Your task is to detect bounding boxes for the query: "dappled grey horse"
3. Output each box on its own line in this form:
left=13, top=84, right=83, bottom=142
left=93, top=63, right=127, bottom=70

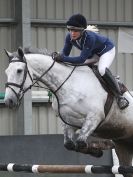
left=4, top=47, right=133, bottom=177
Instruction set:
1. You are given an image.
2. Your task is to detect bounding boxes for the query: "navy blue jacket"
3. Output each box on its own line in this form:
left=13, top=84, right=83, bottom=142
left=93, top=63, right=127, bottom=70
left=61, top=31, right=114, bottom=63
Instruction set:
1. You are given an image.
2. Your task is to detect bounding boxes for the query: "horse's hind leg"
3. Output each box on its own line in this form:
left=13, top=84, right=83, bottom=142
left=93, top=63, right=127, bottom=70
left=114, top=141, right=133, bottom=177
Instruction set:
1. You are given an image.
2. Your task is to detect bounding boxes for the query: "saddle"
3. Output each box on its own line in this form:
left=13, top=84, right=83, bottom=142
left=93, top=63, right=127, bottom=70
left=91, top=65, right=127, bottom=117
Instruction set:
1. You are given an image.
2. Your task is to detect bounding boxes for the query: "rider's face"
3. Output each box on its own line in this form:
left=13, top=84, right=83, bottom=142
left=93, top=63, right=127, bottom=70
left=69, top=29, right=82, bottom=40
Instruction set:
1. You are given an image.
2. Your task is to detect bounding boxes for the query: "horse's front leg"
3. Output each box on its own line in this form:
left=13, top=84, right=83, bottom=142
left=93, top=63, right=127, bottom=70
left=76, top=112, right=103, bottom=150
left=63, top=123, right=77, bottom=151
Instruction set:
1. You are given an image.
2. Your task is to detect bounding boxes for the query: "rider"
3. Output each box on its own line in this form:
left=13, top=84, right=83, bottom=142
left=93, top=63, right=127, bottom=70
left=53, top=13, right=129, bottom=110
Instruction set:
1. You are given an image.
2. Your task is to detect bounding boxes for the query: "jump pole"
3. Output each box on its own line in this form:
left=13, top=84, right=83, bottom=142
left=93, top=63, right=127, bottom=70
left=0, top=163, right=133, bottom=175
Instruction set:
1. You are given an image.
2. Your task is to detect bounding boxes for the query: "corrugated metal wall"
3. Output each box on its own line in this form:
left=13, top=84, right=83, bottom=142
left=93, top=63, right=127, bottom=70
left=30, top=0, right=133, bottom=88
left=0, top=0, right=133, bottom=135
left=30, top=0, right=133, bottom=22
left=32, top=104, right=62, bottom=134
left=0, top=104, right=62, bottom=135
left=0, top=27, right=16, bottom=92
left=0, top=0, right=16, bottom=92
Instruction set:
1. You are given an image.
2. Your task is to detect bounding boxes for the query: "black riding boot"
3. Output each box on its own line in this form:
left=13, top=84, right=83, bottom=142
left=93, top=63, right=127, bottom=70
left=102, top=68, right=129, bottom=110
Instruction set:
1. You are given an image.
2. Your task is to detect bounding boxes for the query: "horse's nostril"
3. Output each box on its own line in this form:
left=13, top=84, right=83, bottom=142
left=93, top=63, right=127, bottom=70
left=8, top=98, right=14, bottom=108
left=9, top=99, right=13, bottom=105
left=9, top=99, right=13, bottom=104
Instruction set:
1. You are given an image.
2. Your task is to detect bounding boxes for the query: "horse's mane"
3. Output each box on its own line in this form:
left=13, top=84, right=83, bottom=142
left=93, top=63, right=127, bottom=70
left=24, top=47, right=52, bottom=56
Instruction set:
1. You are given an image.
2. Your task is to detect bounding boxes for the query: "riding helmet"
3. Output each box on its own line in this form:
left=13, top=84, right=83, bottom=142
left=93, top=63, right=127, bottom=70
left=66, top=14, right=87, bottom=30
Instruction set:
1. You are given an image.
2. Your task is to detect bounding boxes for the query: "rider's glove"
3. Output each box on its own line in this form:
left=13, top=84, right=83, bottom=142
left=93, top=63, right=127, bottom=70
left=52, top=52, right=63, bottom=62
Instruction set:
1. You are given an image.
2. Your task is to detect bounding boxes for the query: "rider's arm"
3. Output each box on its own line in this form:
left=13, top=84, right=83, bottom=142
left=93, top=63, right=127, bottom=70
left=61, top=34, right=72, bottom=56
left=62, top=47, right=93, bottom=63
left=62, top=34, right=96, bottom=64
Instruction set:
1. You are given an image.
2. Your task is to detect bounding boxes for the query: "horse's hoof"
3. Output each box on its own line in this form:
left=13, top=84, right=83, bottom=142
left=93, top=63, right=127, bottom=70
left=64, top=140, right=75, bottom=150
left=75, top=140, right=87, bottom=150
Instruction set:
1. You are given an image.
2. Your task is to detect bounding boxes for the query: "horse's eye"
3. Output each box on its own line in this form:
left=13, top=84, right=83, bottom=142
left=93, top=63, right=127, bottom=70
left=17, top=69, right=22, bottom=74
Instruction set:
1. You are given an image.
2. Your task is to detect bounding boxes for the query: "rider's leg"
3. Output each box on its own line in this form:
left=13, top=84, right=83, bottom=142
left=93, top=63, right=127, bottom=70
left=102, top=68, right=129, bottom=109
left=98, top=47, right=129, bottom=110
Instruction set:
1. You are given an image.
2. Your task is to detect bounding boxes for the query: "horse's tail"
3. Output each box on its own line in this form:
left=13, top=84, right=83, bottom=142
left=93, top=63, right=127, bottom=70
left=85, top=25, right=99, bottom=33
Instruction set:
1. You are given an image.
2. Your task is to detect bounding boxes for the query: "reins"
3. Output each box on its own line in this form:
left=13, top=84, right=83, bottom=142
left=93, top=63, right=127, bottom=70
left=30, top=60, right=81, bottom=128
left=5, top=54, right=82, bottom=128
left=54, top=65, right=76, bottom=94
left=6, top=59, right=57, bottom=106
left=31, top=60, right=56, bottom=88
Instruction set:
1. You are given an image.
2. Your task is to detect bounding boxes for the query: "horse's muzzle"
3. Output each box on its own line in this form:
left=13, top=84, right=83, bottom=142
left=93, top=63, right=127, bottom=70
left=4, top=96, right=18, bottom=109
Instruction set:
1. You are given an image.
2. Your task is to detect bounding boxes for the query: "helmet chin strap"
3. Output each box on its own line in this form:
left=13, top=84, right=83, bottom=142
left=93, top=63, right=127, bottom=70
left=80, top=29, right=85, bottom=36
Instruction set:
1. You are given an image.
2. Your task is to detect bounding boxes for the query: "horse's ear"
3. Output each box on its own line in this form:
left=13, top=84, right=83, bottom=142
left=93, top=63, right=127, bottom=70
left=4, top=49, right=12, bottom=58
left=4, top=49, right=13, bottom=63
left=17, top=47, right=24, bottom=58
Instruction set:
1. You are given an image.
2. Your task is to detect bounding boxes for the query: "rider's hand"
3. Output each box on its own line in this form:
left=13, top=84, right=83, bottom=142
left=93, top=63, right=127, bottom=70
left=52, top=52, right=63, bottom=62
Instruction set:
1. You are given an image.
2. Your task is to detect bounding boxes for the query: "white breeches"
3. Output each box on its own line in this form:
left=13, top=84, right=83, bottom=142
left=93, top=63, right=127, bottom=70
left=98, top=47, right=116, bottom=76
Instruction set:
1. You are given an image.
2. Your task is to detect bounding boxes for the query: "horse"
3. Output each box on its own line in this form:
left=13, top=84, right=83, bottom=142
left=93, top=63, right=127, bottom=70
left=4, top=47, right=133, bottom=177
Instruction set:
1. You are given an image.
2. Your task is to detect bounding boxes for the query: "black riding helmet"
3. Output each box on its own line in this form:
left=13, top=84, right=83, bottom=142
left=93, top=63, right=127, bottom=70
left=66, top=14, right=87, bottom=31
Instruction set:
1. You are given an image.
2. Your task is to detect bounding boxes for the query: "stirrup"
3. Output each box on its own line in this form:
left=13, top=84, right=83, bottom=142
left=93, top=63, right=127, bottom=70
left=117, top=97, right=129, bottom=110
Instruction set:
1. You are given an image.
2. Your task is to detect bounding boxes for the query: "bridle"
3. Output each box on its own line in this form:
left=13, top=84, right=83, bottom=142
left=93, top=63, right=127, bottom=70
left=5, top=55, right=57, bottom=106
left=5, top=57, right=33, bottom=105
left=5, top=52, right=81, bottom=102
